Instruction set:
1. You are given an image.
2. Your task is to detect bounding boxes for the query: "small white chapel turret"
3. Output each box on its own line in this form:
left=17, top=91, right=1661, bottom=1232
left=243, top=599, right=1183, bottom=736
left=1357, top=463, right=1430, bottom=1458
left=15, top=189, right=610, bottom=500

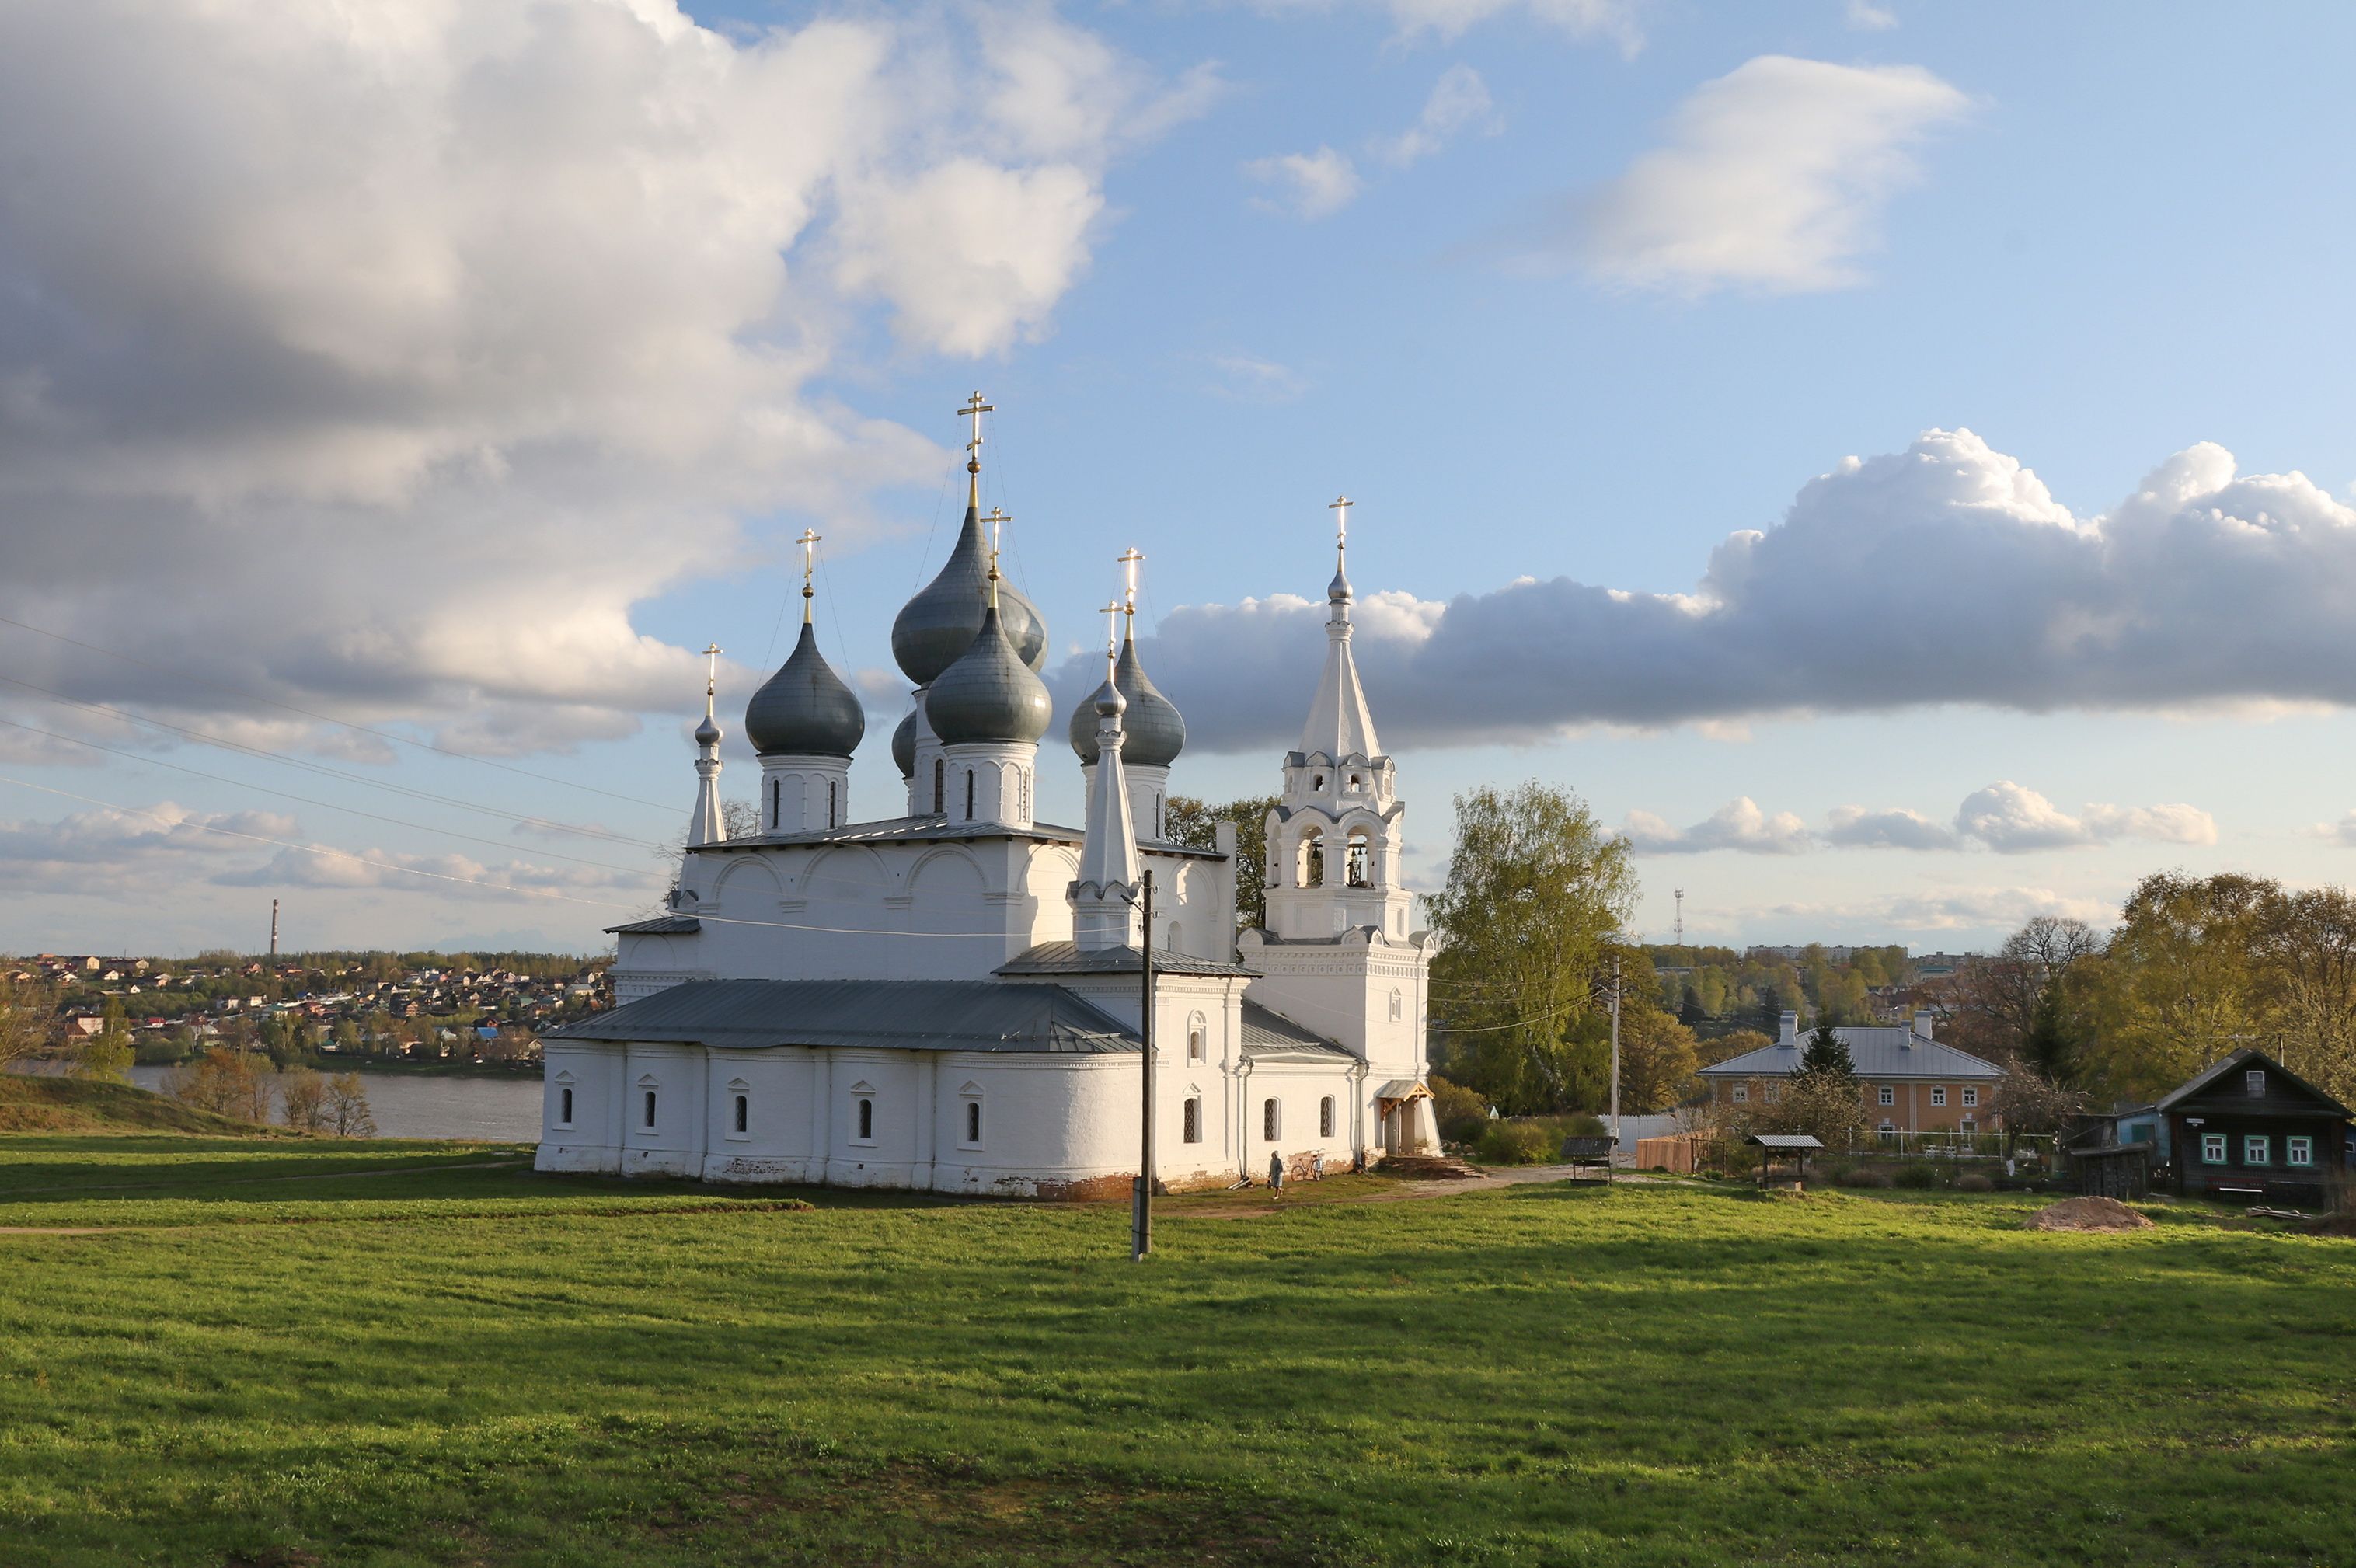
left=686, top=643, right=727, bottom=848
left=1069, top=601, right=1142, bottom=950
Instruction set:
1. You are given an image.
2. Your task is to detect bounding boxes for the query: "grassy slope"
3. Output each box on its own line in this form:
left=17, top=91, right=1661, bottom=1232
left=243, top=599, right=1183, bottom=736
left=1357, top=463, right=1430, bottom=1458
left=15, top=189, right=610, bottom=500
left=0, top=1075, right=269, bottom=1134
left=0, top=1142, right=2350, bottom=1568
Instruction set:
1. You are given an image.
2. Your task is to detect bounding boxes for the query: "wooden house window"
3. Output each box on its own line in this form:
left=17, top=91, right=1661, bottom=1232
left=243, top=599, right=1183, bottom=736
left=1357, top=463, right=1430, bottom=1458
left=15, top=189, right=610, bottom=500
left=1930, top=1088, right=1946, bottom=1107
left=2201, top=1132, right=2227, bottom=1164
left=2243, top=1134, right=2271, bottom=1166
left=1877, top=1085, right=1895, bottom=1106
left=2288, top=1135, right=2315, bottom=1167
left=1961, top=1088, right=1978, bottom=1108
left=1730, top=1085, right=1748, bottom=1104
left=1762, top=1082, right=1779, bottom=1104
left=2245, top=1069, right=2266, bottom=1096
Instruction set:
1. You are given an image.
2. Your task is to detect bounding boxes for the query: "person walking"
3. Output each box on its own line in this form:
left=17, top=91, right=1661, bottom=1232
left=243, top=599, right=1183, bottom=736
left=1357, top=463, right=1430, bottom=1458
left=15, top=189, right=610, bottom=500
left=1267, top=1149, right=1285, bottom=1201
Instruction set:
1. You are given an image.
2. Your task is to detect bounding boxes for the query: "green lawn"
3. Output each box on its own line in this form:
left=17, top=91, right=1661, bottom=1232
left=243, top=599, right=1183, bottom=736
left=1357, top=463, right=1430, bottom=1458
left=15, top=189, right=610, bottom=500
left=1, top=1138, right=2350, bottom=1566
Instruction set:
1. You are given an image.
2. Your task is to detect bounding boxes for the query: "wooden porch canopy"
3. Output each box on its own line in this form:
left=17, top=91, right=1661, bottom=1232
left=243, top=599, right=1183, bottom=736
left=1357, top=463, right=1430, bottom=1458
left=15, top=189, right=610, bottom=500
left=1748, top=1133, right=1823, bottom=1189
left=1372, top=1080, right=1431, bottom=1105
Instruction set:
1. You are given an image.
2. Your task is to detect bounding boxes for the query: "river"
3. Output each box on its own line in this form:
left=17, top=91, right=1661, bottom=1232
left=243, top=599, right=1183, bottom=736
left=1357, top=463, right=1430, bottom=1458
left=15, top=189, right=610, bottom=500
left=123, top=1064, right=544, bottom=1141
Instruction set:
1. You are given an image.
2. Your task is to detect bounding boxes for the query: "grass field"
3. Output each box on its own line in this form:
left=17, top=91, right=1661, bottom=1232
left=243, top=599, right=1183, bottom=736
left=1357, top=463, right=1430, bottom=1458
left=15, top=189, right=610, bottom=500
left=0, top=1074, right=270, bottom=1135
left=2, top=1137, right=2351, bottom=1567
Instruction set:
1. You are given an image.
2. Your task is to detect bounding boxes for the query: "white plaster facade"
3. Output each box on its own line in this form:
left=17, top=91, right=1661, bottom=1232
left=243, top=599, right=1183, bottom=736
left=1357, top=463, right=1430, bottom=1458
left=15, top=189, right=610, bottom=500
left=537, top=485, right=1435, bottom=1193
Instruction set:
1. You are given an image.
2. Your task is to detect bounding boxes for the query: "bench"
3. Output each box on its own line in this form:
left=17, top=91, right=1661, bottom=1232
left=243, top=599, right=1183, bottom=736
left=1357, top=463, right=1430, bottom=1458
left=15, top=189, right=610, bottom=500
left=1557, top=1135, right=1615, bottom=1181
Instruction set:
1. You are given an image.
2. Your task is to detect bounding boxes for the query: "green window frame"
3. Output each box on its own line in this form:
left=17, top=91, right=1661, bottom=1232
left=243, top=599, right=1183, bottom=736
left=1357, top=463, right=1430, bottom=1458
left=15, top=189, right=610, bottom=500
left=2287, top=1135, right=2314, bottom=1168
left=2201, top=1132, right=2226, bottom=1164
left=2243, top=1134, right=2270, bottom=1166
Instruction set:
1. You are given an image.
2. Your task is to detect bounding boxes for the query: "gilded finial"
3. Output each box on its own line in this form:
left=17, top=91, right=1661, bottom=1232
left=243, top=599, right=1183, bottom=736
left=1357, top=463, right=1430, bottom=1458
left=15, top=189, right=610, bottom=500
left=796, top=528, right=821, bottom=625
left=1100, top=600, right=1124, bottom=677
left=1116, top=547, right=1145, bottom=621
left=702, top=643, right=721, bottom=719
left=983, top=505, right=1011, bottom=610
left=959, top=390, right=994, bottom=507
left=1328, top=494, right=1351, bottom=560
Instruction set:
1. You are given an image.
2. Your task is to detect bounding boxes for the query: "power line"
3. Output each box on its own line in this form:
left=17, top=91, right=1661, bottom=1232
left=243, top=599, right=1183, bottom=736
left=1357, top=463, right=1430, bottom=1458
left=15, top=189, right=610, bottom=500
left=0, top=612, right=678, bottom=812
left=0, top=775, right=1010, bottom=941
left=0, top=717, right=657, bottom=878
left=0, top=672, right=669, bottom=852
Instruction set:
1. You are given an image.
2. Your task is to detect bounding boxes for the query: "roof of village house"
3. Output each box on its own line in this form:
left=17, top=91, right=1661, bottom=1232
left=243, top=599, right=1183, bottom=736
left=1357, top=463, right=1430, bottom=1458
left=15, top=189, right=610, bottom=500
left=547, top=978, right=1139, bottom=1054
left=1699, top=1025, right=2005, bottom=1082
left=2156, top=1045, right=2352, bottom=1118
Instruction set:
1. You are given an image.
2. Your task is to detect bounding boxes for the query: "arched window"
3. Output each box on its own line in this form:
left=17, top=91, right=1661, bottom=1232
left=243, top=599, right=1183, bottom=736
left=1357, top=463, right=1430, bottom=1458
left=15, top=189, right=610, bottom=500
left=1388, top=988, right=1403, bottom=1023
left=770, top=778, right=781, bottom=830
left=1298, top=828, right=1324, bottom=889
left=856, top=1096, right=875, bottom=1141
left=734, top=1093, right=748, bottom=1133
left=964, top=768, right=975, bottom=821
left=1311, top=774, right=1324, bottom=792
left=965, top=1100, right=982, bottom=1144
left=558, top=1087, right=573, bottom=1126
left=1183, top=1097, right=1201, bottom=1144
left=932, top=758, right=945, bottom=814
left=1319, top=1096, right=1335, bottom=1138
left=643, top=1089, right=657, bottom=1129
left=826, top=779, right=838, bottom=830
left=1187, top=1016, right=1207, bottom=1064
left=1345, top=828, right=1371, bottom=887
left=1263, top=1097, right=1281, bottom=1141
left=1166, top=921, right=1182, bottom=952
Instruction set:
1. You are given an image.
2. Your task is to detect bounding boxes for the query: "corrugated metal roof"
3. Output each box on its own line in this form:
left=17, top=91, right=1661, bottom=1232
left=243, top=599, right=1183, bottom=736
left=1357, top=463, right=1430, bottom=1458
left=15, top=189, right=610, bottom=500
left=605, top=914, right=700, bottom=936
left=545, top=978, right=1138, bottom=1054
left=685, top=816, right=1226, bottom=860
left=1699, top=1026, right=2003, bottom=1082
left=996, top=942, right=1259, bottom=979
left=1749, top=1134, right=1824, bottom=1149
left=1239, top=999, right=1354, bottom=1061
left=2156, top=1046, right=2353, bottom=1117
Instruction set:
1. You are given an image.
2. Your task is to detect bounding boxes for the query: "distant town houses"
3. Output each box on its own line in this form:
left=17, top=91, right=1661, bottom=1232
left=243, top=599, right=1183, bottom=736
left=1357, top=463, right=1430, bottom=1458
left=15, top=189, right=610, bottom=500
left=19, top=951, right=610, bottom=1065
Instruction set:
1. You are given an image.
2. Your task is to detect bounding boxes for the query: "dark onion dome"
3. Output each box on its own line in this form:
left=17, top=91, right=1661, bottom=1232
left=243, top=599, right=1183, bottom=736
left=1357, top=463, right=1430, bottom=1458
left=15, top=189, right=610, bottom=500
left=744, top=622, right=865, bottom=758
left=695, top=713, right=721, bottom=747
left=1067, top=631, right=1184, bottom=768
left=928, top=605, right=1053, bottom=745
left=890, top=505, right=1047, bottom=685
left=890, top=708, right=916, bottom=779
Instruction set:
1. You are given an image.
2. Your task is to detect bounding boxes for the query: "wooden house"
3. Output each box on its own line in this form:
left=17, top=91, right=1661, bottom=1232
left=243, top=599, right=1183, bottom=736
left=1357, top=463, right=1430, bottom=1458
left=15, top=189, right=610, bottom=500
left=2158, top=1047, right=2351, bottom=1205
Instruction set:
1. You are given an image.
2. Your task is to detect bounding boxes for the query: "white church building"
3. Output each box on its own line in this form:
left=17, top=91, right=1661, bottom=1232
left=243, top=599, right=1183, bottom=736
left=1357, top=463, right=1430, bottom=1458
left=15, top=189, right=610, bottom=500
left=535, top=399, right=1439, bottom=1195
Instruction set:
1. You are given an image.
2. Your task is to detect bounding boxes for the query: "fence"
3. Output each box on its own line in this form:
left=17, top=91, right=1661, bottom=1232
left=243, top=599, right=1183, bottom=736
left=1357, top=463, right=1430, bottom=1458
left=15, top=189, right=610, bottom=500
left=1844, top=1130, right=2058, bottom=1165
left=1633, top=1134, right=1703, bottom=1173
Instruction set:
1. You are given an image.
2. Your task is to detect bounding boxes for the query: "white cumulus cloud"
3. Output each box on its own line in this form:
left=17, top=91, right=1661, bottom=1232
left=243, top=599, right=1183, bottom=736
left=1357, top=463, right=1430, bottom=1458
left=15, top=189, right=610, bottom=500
left=1245, top=146, right=1365, bottom=220
left=1373, top=64, right=1504, bottom=168
left=1621, top=798, right=1814, bottom=855
left=1556, top=54, right=1969, bottom=294
left=0, top=0, right=1204, bottom=754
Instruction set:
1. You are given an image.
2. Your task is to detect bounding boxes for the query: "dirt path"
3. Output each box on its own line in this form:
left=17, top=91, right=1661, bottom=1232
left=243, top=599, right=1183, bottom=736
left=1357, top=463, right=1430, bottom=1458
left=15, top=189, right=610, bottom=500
left=0, top=1225, right=113, bottom=1235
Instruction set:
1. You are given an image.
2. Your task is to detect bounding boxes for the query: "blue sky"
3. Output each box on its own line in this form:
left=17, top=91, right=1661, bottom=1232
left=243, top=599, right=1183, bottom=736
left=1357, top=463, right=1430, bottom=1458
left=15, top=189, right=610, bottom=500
left=2, top=0, right=2354, bottom=954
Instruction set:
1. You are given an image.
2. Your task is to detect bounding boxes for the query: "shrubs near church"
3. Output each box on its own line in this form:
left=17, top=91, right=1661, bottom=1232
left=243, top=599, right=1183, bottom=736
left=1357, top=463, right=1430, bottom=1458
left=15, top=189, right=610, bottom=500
left=165, top=1047, right=375, bottom=1135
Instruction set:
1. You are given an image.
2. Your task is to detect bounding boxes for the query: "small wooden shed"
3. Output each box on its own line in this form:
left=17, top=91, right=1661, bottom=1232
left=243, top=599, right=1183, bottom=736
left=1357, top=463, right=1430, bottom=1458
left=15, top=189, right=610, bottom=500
left=1748, top=1133, right=1822, bottom=1190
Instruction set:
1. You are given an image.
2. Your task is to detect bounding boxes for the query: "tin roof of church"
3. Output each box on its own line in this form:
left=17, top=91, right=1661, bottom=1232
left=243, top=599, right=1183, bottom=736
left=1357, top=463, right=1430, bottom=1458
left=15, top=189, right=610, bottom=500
left=995, top=942, right=1259, bottom=978
left=1239, top=1000, right=1355, bottom=1061
left=547, top=978, right=1140, bottom=1054
left=687, top=816, right=1225, bottom=859
left=605, top=914, right=701, bottom=936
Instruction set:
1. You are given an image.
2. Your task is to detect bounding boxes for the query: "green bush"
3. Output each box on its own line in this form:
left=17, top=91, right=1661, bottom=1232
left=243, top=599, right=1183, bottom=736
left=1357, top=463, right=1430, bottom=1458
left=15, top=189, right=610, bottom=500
left=1475, top=1120, right=1556, bottom=1166
left=1956, top=1173, right=1995, bottom=1193
left=1835, top=1167, right=1894, bottom=1189
left=1429, top=1075, right=1491, bottom=1146
left=1891, top=1163, right=1939, bottom=1190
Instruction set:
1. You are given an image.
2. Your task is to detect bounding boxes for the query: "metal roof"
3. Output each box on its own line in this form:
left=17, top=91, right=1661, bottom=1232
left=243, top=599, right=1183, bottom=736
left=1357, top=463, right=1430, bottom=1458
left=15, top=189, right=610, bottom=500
left=605, top=914, right=700, bottom=936
left=1239, top=1000, right=1355, bottom=1061
left=996, top=942, right=1260, bottom=979
left=1699, top=1026, right=2003, bottom=1082
left=695, top=815, right=1083, bottom=850
left=1748, top=1134, right=1824, bottom=1149
left=545, top=978, right=1138, bottom=1054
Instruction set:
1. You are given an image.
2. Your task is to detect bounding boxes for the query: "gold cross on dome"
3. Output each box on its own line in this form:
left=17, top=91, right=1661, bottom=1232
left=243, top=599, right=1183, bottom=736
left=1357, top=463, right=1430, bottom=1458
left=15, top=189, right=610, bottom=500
left=1328, top=494, right=1352, bottom=551
left=959, top=391, right=994, bottom=457
left=702, top=643, right=721, bottom=715
left=796, top=529, right=821, bottom=622
left=1116, top=547, right=1145, bottom=614
left=1100, top=600, right=1124, bottom=671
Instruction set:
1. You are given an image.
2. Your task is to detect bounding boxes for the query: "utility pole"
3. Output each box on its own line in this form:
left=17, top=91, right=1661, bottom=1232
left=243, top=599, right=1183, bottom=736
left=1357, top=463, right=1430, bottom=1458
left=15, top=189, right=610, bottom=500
left=270, top=898, right=279, bottom=959
left=1672, top=889, right=1684, bottom=950
left=1608, top=952, right=1622, bottom=1151
left=1133, top=870, right=1156, bottom=1263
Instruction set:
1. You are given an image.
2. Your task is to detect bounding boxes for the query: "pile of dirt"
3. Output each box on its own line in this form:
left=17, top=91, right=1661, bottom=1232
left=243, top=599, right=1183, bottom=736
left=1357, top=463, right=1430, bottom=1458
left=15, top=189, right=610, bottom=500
left=2023, top=1196, right=2156, bottom=1232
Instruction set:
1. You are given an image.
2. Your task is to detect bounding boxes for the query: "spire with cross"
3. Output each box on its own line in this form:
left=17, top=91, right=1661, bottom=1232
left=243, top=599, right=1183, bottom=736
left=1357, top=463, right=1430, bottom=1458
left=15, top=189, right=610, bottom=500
left=959, top=390, right=993, bottom=507
left=1328, top=494, right=1351, bottom=560
left=797, top=528, right=821, bottom=625
left=983, top=505, right=1011, bottom=609
left=1116, top=546, right=1145, bottom=619
left=702, top=642, right=721, bottom=719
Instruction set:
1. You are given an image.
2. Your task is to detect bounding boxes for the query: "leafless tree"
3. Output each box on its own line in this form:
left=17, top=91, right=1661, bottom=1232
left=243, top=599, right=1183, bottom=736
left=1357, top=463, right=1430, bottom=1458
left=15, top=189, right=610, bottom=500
left=0, top=970, right=57, bottom=1071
